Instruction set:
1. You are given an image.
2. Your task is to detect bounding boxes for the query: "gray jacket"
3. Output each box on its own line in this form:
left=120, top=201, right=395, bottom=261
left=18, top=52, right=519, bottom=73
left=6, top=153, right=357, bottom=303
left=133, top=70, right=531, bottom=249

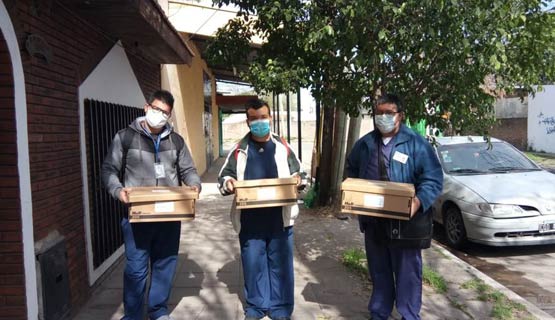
left=102, top=117, right=201, bottom=200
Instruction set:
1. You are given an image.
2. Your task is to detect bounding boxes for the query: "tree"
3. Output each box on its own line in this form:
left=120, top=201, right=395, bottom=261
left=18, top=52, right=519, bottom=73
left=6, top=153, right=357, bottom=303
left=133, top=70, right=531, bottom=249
left=206, top=0, right=555, bottom=204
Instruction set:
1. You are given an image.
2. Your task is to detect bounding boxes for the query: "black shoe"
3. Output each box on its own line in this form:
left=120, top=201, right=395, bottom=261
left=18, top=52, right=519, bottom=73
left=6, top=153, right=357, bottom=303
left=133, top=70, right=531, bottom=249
left=244, top=317, right=261, bottom=320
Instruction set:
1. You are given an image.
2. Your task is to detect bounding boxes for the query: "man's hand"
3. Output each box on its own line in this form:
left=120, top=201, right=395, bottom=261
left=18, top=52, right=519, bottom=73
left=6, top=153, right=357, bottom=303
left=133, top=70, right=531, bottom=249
left=294, top=174, right=306, bottom=191
left=190, top=185, right=200, bottom=193
left=411, top=196, right=421, bottom=215
left=119, top=188, right=131, bottom=204
left=226, top=178, right=237, bottom=194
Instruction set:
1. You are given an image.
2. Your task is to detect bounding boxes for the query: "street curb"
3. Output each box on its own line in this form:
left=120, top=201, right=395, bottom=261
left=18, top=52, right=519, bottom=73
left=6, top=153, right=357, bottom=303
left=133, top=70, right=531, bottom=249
left=431, top=242, right=554, bottom=320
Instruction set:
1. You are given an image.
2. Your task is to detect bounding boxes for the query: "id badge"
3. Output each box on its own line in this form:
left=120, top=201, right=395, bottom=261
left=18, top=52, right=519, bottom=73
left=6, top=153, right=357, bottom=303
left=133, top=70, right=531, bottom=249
left=154, top=163, right=166, bottom=179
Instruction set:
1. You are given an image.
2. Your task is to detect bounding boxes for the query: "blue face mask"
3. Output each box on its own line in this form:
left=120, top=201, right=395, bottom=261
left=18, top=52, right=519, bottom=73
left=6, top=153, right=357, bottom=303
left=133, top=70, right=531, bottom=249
left=249, top=119, right=271, bottom=137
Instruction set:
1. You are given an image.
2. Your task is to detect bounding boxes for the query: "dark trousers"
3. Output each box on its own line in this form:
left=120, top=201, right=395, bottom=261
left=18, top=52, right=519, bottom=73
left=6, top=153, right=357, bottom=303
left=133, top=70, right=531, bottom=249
left=364, top=227, right=423, bottom=320
left=239, top=227, right=294, bottom=319
left=120, top=218, right=181, bottom=320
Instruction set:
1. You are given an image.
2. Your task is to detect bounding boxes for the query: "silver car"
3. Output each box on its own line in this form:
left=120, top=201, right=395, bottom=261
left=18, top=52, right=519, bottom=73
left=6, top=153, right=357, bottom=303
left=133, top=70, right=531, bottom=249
left=432, top=136, right=555, bottom=248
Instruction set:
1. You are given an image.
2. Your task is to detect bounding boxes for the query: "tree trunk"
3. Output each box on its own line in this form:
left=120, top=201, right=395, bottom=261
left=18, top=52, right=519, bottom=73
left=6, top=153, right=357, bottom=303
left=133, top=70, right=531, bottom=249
left=330, top=107, right=347, bottom=204
left=343, top=114, right=362, bottom=179
left=318, top=105, right=335, bottom=206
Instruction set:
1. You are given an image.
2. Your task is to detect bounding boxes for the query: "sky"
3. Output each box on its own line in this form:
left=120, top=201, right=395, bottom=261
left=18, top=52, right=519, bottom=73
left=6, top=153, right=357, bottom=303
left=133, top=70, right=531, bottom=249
left=544, top=0, right=555, bottom=11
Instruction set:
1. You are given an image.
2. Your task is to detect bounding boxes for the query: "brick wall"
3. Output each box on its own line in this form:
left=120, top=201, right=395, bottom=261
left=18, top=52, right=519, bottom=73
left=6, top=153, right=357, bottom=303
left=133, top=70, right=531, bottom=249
left=124, top=44, right=161, bottom=100
left=0, top=31, right=26, bottom=320
left=8, top=0, right=161, bottom=313
left=490, top=118, right=527, bottom=150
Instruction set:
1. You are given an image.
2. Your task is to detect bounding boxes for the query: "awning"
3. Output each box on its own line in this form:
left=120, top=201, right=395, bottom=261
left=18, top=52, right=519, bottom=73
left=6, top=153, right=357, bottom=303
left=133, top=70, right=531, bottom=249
left=164, top=1, right=261, bottom=83
left=58, top=0, right=194, bottom=65
left=216, top=94, right=258, bottom=113
left=190, top=35, right=255, bottom=84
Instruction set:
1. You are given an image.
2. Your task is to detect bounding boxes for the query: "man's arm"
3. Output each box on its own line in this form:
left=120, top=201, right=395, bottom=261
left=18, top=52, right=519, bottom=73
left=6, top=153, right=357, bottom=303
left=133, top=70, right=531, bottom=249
left=414, top=138, right=444, bottom=213
left=284, top=141, right=307, bottom=189
left=177, top=142, right=202, bottom=192
left=345, top=139, right=363, bottom=178
left=101, top=133, right=125, bottom=201
left=217, top=145, right=239, bottom=195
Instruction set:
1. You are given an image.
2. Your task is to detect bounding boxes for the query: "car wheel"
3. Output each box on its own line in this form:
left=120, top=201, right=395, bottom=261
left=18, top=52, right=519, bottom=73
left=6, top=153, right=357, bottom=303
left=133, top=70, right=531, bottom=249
left=443, top=206, right=467, bottom=249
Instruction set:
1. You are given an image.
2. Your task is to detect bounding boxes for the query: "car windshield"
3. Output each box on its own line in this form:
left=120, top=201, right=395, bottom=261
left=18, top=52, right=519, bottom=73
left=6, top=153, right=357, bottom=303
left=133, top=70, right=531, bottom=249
left=437, top=141, right=540, bottom=175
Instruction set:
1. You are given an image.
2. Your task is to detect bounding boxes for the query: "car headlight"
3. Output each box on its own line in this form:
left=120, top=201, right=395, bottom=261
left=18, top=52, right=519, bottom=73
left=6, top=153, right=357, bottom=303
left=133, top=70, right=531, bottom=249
left=477, top=203, right=539, bottom=218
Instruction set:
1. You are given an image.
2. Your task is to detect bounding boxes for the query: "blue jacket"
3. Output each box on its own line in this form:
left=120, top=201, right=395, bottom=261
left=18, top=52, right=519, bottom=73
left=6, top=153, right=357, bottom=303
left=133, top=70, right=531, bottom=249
left=346, top=124, right=443, bottom=248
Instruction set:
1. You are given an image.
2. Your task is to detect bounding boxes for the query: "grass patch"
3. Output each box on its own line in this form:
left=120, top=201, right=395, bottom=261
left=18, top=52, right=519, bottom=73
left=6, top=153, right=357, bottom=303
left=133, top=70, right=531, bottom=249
left=341, top=251, right=449, bottom=295
left=461, top=278, right=528, bottom=319
left=525, top=152, right=543, bottom=162
left=422, top=266, right=448, bottom=294
left=450, top=300, right=467, bottom=312
left=341, top=248, right=367, bottom=278
left=524, top=151, right=555, bottom=164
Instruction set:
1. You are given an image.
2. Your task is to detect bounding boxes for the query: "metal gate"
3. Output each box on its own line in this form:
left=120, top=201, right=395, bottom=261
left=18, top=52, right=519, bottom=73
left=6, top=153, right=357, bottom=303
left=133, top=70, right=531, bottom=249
left=84, top=99, right=142, bottom=268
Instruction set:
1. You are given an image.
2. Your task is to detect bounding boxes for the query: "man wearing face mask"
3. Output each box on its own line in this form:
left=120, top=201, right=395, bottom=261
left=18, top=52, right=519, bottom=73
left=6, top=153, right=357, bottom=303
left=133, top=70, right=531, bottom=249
left=218, top=98, right=305, bottom=320
left=346, top=94, right=443, bottom=320
left=102, top=90, right=201, bottom=320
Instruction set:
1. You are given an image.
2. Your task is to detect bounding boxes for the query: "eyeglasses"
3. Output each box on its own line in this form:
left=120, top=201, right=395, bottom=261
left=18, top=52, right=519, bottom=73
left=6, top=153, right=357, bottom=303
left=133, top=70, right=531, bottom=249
left=148, top=104, right=171, bottom=117
left=374, top=111, right=399, bottom=116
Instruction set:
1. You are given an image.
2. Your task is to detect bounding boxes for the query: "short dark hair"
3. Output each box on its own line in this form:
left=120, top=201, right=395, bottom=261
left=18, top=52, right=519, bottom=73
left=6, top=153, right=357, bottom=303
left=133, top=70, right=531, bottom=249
left=149, top=90, right=174, bottom=110
left=245, top=98, right=270, bottom=116
left=375, top=93, right=404, bottom=113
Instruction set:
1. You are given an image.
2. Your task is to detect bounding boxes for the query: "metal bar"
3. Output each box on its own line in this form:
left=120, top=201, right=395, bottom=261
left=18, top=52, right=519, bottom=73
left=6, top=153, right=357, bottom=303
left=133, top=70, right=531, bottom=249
left=272, top=93, right=277, bottom=132
left=85, top=100, right=96, bottom=266
left=316, top=99, right=321, bottom=152
left=99, top=101, right=109, bottom=262
left=84, top=99, right=143, bottom=268
left=276, top=94, right=281, bottom=135
left=91, top=100, right=103, bottom=266
left=108, top=102, right=117, bottom=255
left=218, top=108, right=224, bottom=157
left=286, top=93, right=291, bottom=143
left=297, top=88, right=302, bottom=161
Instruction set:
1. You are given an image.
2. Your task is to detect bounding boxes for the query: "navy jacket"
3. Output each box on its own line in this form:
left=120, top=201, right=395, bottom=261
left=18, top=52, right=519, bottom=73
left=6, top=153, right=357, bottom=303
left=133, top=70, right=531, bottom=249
left=346, top=124, right=443, bottom=248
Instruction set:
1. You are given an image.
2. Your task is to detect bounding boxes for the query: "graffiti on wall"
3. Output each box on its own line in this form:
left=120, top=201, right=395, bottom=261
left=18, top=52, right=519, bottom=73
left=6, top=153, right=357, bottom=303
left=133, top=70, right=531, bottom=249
left=538, top=112, right=555, bottom=134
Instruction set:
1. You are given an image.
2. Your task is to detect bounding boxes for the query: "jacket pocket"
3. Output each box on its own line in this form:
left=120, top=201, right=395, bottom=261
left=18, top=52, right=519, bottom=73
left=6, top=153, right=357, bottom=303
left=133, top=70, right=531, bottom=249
left=387, top=210, right=432, bottom=240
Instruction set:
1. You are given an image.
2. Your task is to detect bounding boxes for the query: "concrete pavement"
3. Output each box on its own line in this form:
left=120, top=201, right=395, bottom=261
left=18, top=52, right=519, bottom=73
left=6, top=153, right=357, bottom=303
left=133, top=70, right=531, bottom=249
left=74, top=159, right=554, bottom=320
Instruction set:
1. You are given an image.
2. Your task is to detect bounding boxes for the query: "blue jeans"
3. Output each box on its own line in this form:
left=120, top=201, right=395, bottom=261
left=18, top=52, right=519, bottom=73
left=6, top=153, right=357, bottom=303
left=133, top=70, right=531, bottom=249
left=364, top=227, right=422, bottom=320
left=120, top=218, right=181, bottom=320
left=239, top=227, right=294, bottom=319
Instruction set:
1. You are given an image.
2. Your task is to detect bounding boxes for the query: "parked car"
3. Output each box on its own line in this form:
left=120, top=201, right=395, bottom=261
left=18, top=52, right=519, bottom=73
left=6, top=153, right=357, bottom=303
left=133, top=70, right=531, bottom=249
left=432, top=136, right=555, bottom=248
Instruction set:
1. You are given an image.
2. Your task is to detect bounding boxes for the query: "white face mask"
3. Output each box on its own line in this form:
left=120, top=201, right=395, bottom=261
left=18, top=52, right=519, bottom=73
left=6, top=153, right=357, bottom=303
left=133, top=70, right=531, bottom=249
left=375, top=114, right=397, bottom=134
left=145, top=108, right=169, bottom=129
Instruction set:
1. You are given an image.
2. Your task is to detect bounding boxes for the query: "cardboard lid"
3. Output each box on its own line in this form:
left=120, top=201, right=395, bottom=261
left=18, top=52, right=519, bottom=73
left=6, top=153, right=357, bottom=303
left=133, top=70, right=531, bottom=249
left=234, top=177, right=298, bottom=188
left=341, top=178, right=415, bottom=197
left=128, top=186, right=199, bottom=202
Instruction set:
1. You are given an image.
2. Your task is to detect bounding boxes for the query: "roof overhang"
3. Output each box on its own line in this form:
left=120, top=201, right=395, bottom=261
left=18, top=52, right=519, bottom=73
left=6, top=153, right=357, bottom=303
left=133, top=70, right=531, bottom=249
left=187, top=34, right=256, bottom=84
left=58, top=0, right=195, bottom=65
left=167, top=2, right=260, bottom=83
left=216, top=94, right=258, bottom=113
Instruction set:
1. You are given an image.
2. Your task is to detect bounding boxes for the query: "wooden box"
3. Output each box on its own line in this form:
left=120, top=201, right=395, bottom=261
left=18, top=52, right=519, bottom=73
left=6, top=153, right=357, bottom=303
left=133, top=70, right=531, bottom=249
left=341, top=178, right=415, bottom=220
left=127, top=186, right=198, bottom=223
left=234, top=177, right=298, bottom=209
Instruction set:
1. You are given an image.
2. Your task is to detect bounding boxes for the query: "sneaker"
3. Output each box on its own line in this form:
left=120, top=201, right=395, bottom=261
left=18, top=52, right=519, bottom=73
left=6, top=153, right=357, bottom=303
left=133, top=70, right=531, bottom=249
left=155, top=316, right=174, bottom=320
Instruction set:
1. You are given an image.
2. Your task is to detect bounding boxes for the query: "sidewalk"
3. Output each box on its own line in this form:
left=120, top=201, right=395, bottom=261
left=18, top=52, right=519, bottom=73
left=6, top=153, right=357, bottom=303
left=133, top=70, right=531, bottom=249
left=74, top=159, right=554, bottom=320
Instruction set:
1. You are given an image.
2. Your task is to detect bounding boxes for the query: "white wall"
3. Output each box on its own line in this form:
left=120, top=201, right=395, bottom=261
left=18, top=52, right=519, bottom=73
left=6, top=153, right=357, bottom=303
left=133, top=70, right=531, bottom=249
left=528, top=85, right=555, bottom=153
left=78, top=42, right=146, bottom=285
left=495, top=96, right=527, bottom=119
left=79, top=43, right=146, bottom=107
left=1, top=2, right=38, bottom=318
